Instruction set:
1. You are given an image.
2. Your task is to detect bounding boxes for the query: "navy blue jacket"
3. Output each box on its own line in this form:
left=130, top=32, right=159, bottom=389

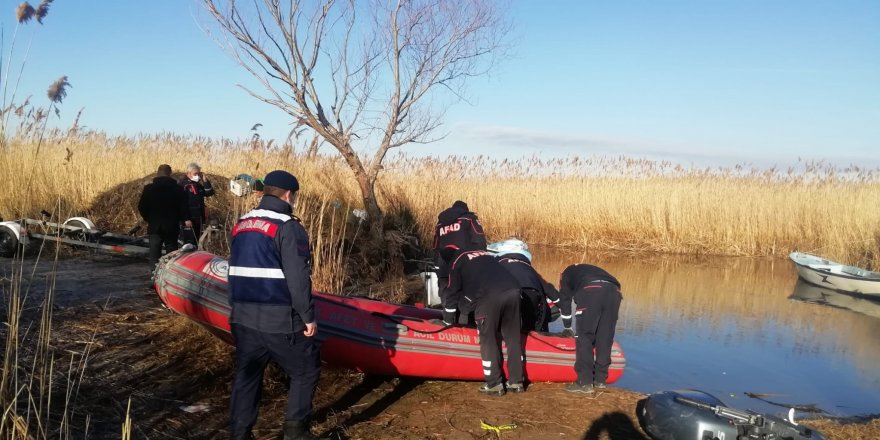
left=558, top=264, right=620, bottom=327
left=498, top=253, right=560, bottom=304
left=445, top=250, right=520, bottom=315
left=178, top=176, right=215, bottom=223
left=229, top=195, right=314, bottom=333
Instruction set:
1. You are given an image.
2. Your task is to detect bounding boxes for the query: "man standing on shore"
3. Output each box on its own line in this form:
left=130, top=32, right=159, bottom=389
left=227, top=170, right=324, bottom=440
left=178, top=162, right=215, bottom=246
left=137, top=164, right=188, bottom=267
left=559, top=264, right=622, bottom=394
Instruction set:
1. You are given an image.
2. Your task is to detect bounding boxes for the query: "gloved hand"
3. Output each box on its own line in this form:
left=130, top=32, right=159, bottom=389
left=457, top=311, right=472, bottom=326
left=442, top=309, right=456, bottom=326
left=561, top=327, right=575, bottom=337
left=548, top=304, right=561, bottom=322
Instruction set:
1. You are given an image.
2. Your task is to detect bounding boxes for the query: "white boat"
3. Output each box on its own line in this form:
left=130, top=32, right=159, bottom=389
left=789, top=252, right=880, bottom=296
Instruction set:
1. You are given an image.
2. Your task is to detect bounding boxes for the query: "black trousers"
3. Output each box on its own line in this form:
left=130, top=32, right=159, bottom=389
left=181, top=219, right=202, bottom=247
left=520, top=288, right=547, bottom=332
left=147, top=225, right=178, bottom=266
left=573, top=283, right=622, bottom=385
left=229, top=324, right=321, bottom=438
left=475, top=288, right=523, bottom=387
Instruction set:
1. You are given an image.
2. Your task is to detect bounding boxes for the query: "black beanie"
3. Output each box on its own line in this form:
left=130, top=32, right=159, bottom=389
left=263, top=170, right=299, bottom=191
left=452, top=200, right=469, bottom=211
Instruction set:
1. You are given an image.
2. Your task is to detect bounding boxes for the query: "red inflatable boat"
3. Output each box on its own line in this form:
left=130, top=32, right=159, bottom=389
left=153, top=249, right=626, bottom=383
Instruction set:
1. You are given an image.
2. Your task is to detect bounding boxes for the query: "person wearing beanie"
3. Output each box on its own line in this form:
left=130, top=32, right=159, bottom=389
left=227, top=170, right=325, bottom=440
left=558, top=264, right=622, bottom=395
left=432, top=200, right=487, bottom=325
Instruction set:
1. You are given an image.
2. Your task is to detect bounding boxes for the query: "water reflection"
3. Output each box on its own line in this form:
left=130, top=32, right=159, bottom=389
left=529, top=246, right=880, bottom=417
left=789, top=279, right=880, bottom=321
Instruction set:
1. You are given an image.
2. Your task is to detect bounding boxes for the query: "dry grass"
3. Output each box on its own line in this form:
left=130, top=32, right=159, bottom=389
left=803, top=417, right=880, bottom=440
left=1, top=242, right=93, bottom=439
left=2, top=132, right=878, bottom=268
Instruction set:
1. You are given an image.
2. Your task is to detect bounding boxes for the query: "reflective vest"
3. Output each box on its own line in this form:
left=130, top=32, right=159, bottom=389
left=228, top=209, right=291, bottom=305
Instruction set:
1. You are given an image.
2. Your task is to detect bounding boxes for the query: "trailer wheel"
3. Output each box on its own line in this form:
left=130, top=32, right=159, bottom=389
left=0, top=228, right=19, bottom=258
left=65, top=219, right=89, bottom=242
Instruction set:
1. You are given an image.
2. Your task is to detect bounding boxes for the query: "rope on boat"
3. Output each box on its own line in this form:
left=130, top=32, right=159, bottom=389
left=152, top=244, right=197, bottom=283
left=528, top=333, right=577, bottom=352
left=369, top=312, right=454, bottom=334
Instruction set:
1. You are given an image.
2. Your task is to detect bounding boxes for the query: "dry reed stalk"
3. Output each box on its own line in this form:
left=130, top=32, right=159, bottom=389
left=15, top=3, right=35, bottom=23
left=121, top=397, right=132, bottom=440
left=46, top=76, right=69, bottom=103
left=35, top=0, right=52, bottom=24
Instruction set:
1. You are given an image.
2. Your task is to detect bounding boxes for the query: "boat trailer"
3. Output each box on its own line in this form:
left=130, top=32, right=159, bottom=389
left=0, top=213, right=151, bottom=258
left=0, top=213, right=220, bottom=258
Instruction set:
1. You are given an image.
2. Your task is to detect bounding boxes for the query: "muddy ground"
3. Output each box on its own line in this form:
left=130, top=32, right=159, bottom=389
left=1, top=251, right=874, bottom=440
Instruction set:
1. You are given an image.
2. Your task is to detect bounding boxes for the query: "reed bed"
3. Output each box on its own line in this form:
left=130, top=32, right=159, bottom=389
left=2, top=131, right=877, bottom=267
left=382, top=154, right=880, bottom=267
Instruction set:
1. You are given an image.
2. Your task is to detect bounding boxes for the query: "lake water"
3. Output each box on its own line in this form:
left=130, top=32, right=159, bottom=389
left=529, top=246, right=880, bottom=418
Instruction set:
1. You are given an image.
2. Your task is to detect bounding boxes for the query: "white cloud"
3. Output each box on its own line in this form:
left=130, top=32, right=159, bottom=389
left=450, top=123, right=880, bottom=168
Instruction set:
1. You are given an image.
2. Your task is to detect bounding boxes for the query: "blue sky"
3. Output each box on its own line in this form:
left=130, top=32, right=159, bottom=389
left=5, top=0, right=879, bottom=166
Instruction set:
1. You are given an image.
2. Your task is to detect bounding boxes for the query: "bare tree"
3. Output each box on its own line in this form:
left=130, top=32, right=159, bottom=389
left=202, top=0, right=509, bottom=238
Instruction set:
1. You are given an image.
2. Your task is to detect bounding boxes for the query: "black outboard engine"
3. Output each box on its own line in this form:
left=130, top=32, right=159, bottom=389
left=642, top=389, right=824, bottom=440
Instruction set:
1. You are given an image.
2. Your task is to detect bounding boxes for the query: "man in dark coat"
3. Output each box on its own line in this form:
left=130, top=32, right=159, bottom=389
left=178, top=162, right=215, bottom=246
left=494, top=240, right=561, bottom=332
left=559, top=264, right=622, bottom=394
left=138, top=164, right=188, bottom=266
left=432, top=200, right=487, bottom=324
left=227, top=170, right=324, bottom=440
left=441, top=247, right=524, bottom=396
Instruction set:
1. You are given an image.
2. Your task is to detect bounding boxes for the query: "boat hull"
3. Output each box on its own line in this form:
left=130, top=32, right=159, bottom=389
left=789, top=252, right=880, bottom=296
left=154, top=250, right=625, bottom=383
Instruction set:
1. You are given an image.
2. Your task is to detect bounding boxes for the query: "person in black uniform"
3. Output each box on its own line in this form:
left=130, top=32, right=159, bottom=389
left=227, top=170, right=325, bottom=440
left=137, top=164, right=188, bottom=267
left=494, top=241, right=561, bottom=332
left=432, top=201, right=487, bottom=324
left=441, top=247, right=524, bottom=396
left=558, top=264, right=622, bottom=394
left=178, top=162, right=215, bottom=246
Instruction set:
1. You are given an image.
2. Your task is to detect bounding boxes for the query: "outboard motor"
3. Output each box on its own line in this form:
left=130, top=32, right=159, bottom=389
left=642, top=389, right=824, bottom=440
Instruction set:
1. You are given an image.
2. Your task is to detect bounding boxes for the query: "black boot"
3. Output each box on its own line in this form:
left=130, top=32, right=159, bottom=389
left=283, top=421, right=327, bottom=440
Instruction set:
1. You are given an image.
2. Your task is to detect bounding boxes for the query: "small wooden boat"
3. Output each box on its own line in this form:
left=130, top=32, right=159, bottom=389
left=788, top=252, right=880, bottom=296
left=152, top=249, right=626, bottom=383
left=788, top=279, right=880, bottom=320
